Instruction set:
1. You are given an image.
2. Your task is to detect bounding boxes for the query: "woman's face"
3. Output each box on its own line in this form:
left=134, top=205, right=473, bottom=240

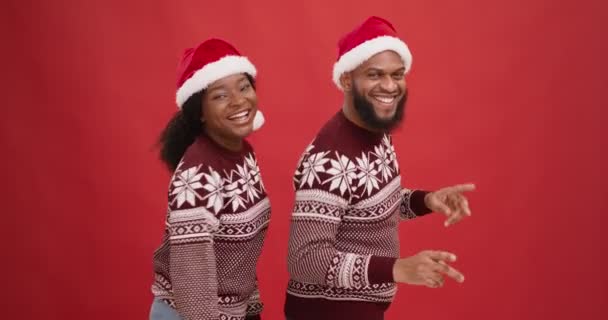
left=201, top=73, right=258, bottom=142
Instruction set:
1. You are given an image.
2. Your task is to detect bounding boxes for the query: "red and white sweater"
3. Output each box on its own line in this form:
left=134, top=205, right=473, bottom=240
left=285, top=111, right=431, bottom=320
left=152, top=134, right=270, bottom=320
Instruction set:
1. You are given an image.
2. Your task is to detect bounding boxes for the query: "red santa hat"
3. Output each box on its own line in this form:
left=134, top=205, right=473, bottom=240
left=175, top=38, right=264, bottom=130
left=332, top=16, right=413, bottom=90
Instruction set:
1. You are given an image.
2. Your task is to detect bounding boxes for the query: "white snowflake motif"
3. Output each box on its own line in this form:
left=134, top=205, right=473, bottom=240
left=294, top=144, right=315, bottom=187
left=298, top=144, right=315, bottom=167
left=372, top=143, right=394, bottom=183
left=382, top=134, right=399, bottom=172
left=323, top=152, right=357, bottom=196
left=245, top=154, right=265, bottom=194
left=170, top=161, right=185, bottom=183
left=201, top=167, right=225, bottom=214
left=223, top=170, right=248, bottom=212
left=171, top=165, right=204, bottom=208
left=355, top=152, right=381, bottom=196
left=233, top=158, right=260, bottom=203
left=299, top=150, right=330, bottom=188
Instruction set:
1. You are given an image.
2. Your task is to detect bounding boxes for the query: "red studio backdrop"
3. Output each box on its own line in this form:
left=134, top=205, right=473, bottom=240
left=2, top=0, right=607, bottom=319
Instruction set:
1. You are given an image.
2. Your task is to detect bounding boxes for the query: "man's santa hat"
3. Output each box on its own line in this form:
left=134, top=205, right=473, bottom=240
left=332, top=16, right=413, bottom=90
left=175, top=38, right=264, bottom=130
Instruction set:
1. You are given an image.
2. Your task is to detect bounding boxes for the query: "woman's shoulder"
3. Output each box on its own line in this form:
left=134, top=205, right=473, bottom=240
left=177, top=138, right=205, bottom=167
left=180, top=135, right=256, bottom=169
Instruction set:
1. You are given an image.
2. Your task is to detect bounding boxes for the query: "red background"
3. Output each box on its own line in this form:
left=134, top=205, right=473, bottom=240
left=2, top=0, right=607, bottom=319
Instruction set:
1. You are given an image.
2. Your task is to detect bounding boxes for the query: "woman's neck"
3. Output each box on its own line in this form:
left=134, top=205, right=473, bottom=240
left=204, top=127, right=243, bottom=152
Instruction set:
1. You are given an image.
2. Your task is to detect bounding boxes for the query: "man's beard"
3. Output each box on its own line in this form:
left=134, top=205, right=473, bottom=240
left=352, top=85, right=407, bottom=132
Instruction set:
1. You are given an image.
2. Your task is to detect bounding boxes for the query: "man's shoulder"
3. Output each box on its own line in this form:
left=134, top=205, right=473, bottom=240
left=308, top=112, right=351, bottom=152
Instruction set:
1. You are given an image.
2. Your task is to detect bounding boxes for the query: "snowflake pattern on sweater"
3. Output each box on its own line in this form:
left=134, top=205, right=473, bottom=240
left=294, top=134, right=400, bottom=199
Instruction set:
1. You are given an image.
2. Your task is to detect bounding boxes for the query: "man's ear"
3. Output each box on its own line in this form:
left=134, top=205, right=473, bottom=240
left=340, top=72, right=353, bottom=92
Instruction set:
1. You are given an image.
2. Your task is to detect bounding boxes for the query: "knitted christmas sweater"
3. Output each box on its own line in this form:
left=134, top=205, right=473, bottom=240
left=152, top=134, right=270, bottom=320
left=285, top=111, right=431, bottom=320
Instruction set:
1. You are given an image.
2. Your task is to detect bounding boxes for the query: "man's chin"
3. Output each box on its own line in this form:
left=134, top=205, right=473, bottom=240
left=369, top=107, right=404, bottom=131
left=372, top=109, right=398, bottom=121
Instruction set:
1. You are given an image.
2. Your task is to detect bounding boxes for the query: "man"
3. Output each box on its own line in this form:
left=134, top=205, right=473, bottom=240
left=285, top=16, right=476, bottom=320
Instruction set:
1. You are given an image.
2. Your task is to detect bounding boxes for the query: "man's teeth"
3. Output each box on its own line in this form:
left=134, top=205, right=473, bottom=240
left=228, top=111, right=249, bottom=120
left=374, top=96, right=395, bottom=104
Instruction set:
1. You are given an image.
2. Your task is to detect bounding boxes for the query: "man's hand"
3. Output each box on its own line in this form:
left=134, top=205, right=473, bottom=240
left=392, top=250, right=464, bottom=288
left=425, top=183, right=476, bottom=227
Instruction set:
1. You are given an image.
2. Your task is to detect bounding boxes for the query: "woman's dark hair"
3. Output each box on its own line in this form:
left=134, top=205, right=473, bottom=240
left=158, top=91, right=204, bottom=171
left=158, top=74, right=255, bottom=171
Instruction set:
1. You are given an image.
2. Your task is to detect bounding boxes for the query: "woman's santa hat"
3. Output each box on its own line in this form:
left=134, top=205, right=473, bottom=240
left=332, top=16, right=413, bottom=90
left=175, top=38, right=264, bottom=130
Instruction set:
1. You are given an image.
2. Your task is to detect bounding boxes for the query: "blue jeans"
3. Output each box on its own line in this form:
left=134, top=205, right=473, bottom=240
left=149, top=298, right=264, bottom=320
left=149, top=298, right=181, bottom=320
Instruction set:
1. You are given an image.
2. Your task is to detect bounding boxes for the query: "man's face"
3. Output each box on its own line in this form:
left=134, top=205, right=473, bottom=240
left=346, top=51, right=407, bottom=131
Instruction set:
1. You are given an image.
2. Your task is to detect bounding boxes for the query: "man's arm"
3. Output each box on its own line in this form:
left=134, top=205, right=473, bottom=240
left=287, top=189, right=397, bottom=288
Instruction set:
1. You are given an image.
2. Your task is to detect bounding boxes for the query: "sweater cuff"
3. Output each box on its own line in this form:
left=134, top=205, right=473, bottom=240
left=367, top=256, right=397, bottom=284
left=410, top=190, right=432, bottom=216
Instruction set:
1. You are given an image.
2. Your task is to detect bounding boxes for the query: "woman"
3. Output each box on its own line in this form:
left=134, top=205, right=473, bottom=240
left=150, top=38, right=270, bottom=320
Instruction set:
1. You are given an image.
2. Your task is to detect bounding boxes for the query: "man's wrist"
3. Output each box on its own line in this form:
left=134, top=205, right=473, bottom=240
left=368, top=256, right=398, bottom=284
left=411, top=190, right=432, bottom=215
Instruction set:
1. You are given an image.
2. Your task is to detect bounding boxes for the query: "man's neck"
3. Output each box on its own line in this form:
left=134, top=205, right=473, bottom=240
left=341, top=101, right=383, bottom=133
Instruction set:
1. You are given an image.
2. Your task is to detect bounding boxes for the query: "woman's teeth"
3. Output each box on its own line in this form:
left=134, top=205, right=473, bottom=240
left=228, top=111, right=249, bottom=120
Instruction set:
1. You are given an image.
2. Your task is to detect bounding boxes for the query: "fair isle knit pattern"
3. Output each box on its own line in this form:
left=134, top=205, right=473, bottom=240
left=286, top=111, right=430, bottom=319
left=152, top=134, right=270, bottom=320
